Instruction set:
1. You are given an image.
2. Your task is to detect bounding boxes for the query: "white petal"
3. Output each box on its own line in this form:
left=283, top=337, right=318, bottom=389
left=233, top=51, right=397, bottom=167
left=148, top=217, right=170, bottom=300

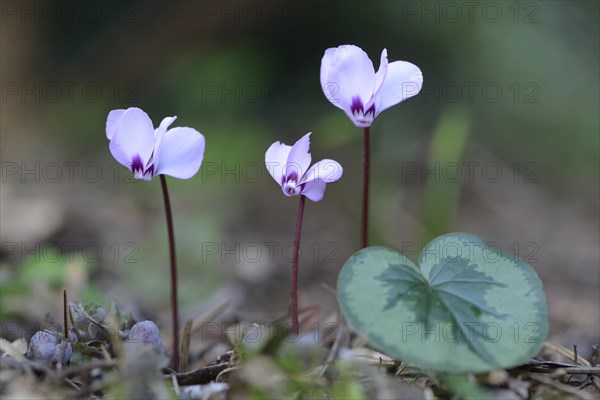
left=154, top=127, right=205, bottom=179
left=109, top=107, right=155, bottom=170
left=320, top=45, right=375, bottom=112
left=265, top=141, right=292, bottom=186
left=375, top=60, right=423, bottom=116
left=285, top=132, right=312, bottom=180
left=302, top=159, right=343, bottom=184
left=301, top=180, right=327, bottom=202
left=106, top=109, right=126, bottom=139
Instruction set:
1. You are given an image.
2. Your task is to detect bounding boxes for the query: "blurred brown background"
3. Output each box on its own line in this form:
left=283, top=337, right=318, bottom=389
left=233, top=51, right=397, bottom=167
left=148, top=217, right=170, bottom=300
left=1, top=1, right=598, bottom=354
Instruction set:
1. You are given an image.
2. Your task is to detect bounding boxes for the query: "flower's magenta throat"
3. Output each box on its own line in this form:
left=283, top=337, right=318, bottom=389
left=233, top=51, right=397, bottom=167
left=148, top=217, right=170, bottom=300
left=282, top=171, right=302, bottom=196
left=351, top=96, right=375, bottom=127
left=131, top=155, right=155, bottom=181
left=283, top=180, right=302, bottom=196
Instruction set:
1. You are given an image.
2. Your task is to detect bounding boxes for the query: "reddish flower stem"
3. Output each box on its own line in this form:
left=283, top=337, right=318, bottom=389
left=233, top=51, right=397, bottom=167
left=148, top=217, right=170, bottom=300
left=291, top=195, right=306, bottom=334
left=361, top=126, right=370, bottom=248
left=63, top=289, right=68, bottom=339
left=160, top=174, right=179, bottom=372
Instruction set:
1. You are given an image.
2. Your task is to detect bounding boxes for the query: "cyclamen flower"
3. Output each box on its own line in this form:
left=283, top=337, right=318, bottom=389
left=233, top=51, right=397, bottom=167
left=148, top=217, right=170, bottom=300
left=26, top=331, right=72, bottom=365
left=106, top=106, right=205, bottom=370
left=106, top=107, right=205, bottom=180
left=320, top=45, right=423, bottom=127
left=265, top=132, right=343, bottom=333
left=265, top=132, right=343, bottom=202
left=127, top=320, right=166, bottom=354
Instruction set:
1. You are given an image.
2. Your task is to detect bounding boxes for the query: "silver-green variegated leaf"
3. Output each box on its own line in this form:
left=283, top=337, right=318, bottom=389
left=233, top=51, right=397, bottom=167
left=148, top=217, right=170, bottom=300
left=337, top=233, right=548, bottom=372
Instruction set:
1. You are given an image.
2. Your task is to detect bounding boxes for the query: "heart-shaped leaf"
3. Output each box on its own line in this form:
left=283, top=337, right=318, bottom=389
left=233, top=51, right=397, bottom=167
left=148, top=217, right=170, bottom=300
left=337, top=233, right=548, bottom=372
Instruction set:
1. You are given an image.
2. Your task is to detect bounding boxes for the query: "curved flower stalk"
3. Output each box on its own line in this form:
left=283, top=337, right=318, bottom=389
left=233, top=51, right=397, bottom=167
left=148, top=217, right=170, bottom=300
left=265, top=132, right=343, bottom=333
left=320, top=45, right=423, bottom=248
left=106, top=107, right=205, bottom=371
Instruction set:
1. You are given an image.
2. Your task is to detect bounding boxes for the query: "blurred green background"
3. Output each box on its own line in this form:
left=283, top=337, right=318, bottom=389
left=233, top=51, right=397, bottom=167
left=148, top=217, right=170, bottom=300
left=1, top=1, right=598, bottom=350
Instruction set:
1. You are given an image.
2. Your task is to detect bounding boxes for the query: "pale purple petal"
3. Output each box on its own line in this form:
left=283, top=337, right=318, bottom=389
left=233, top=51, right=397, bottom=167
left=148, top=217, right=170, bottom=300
left=285, top=132, right=312, bottom=180
left=366, top=49, right=389, bottom=110
left=153, top=127, right=205, bottom=179
left=301, top=179, right=327, bottom=202
left=374, top=60, right=423, bottom=116
left=155, top=116, right=177, bottom=140
left=301, top=159, right=343, bottom=184
left=106, top=109, right=126, bottom=139
left=109, top=107, right=155, bottom=170
left=345, top=49, right=390, bottom=128
left=320, top=45, right=375, bottom=113
left=265, top=141, right=292, bottom=186
left=153, top=116, right=177, bottom=160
